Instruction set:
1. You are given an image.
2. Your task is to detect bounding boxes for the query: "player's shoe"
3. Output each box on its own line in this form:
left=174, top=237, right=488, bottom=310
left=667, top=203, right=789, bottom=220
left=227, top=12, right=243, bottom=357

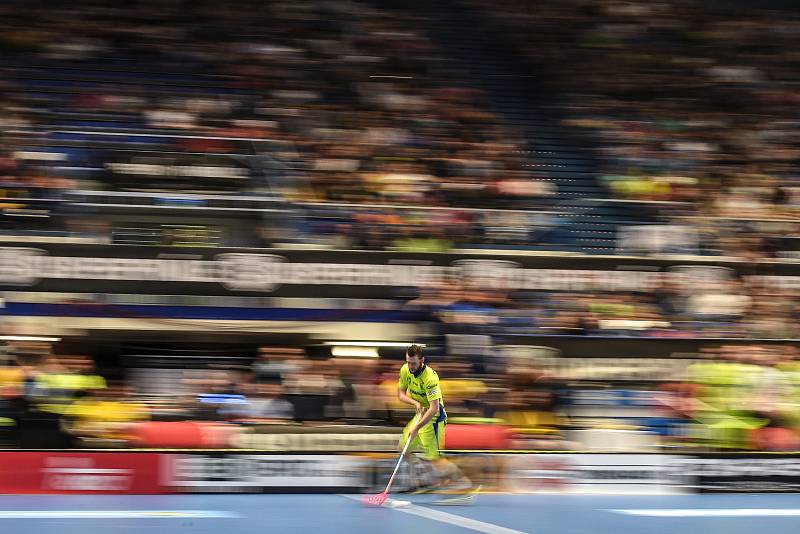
left=431, top=485, right=481, bottom=506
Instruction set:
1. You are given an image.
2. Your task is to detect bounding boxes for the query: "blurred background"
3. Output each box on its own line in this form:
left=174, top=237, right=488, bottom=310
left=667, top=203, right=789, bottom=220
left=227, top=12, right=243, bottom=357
left=1, top=0, right=800, bottom=457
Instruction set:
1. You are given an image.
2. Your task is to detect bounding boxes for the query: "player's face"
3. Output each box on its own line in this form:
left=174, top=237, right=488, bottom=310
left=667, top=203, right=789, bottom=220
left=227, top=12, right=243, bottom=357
left=406, top=353, right=424, bottom=373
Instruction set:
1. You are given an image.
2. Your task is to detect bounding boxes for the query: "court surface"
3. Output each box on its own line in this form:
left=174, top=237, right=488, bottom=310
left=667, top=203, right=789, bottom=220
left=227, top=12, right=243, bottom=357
left=0, top=493, right=797, bottom=534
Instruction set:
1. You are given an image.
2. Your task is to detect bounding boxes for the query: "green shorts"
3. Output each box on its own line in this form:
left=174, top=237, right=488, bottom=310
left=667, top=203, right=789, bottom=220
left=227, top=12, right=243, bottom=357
left=401, top=413, right=446, bottom=461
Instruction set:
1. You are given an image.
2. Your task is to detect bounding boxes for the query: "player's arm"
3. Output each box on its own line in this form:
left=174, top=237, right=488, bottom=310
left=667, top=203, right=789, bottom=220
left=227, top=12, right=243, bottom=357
left=410, top=377, right=443, bottom=435
left=397, top=367, right=423, bottom=413
left=411, top=398, right=440, bottom=433
left=397, top=386, right=423, bottom=412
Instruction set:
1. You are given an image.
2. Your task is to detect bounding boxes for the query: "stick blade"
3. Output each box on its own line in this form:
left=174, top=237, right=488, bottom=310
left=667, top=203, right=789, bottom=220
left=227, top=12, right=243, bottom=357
left=431, top=494, right=476, bottom=506
left=362, top=492, right=388, bottom=507
left=431, top=486, right=481, bottom=506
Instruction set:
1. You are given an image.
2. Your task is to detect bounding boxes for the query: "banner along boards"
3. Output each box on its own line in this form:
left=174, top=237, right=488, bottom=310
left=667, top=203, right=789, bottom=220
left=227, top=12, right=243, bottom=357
left=0, top=244, right=796, bottom=298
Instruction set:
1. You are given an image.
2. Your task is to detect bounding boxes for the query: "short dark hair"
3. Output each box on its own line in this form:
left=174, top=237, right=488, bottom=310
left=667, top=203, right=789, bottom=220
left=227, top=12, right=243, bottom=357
left=406, top=344, right=424, bottom=358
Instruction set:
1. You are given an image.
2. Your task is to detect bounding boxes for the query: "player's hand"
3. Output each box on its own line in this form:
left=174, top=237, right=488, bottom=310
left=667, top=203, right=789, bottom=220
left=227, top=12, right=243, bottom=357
left=413, top=401, right=425, bottom=416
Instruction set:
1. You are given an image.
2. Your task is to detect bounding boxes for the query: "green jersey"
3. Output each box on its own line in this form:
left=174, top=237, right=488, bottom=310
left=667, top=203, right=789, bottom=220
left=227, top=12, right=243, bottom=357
left=399, top=363, right=447, bottom=460
left=398, top=363, right=445, bottom=412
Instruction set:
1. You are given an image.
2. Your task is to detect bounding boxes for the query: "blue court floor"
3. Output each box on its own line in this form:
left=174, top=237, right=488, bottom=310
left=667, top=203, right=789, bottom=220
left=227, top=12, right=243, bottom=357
left=0, top=493, right=798, bottom=534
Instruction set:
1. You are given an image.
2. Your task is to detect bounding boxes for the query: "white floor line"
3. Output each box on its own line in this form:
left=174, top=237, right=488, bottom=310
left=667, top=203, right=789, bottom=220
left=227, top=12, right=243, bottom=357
left=611, top=509, right=800, bottom=517
left=340, top=495, right=528, bottom=534
left=0, top=510, right=241, bottom=519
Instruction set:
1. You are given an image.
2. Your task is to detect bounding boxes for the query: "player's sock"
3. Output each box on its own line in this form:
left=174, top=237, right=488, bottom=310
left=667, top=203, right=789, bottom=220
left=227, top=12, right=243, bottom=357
left=431, top=460, right=473, bottom=492
left=433, top=460, right=459, bottom=480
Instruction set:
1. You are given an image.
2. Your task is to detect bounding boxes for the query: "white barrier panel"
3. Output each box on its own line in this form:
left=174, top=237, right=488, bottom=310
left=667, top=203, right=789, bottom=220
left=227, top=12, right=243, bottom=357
left=170, top=454, right=370, bottom=492
left=231, top=432, right=401, bottom=451
left=507, top=453, right=687, bottom=494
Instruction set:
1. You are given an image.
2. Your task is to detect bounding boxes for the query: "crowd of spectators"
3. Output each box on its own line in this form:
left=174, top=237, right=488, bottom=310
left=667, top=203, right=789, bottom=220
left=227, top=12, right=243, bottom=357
left=2, top=338, right=799, bottom=452
left=0, top=341, right=515, bottom=448
left=469, top=0, right=800, bottom=259
left=408, top=272, right=800, bottom=340
left=0, top=0, right=554, bottom=250
left=5, top=0, right=800, bottom=256
left=3, top=0, right=800, bottom=455
left=661, top=343, right=800, bottom=450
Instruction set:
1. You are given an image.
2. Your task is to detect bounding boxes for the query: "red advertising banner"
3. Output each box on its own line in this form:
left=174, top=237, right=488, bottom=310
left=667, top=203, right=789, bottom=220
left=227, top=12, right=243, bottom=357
left=0, top=452, right=169, bottom=494
left=130, top=422, right=239, bottom=448
left=445, top=424, right=512, bottom=450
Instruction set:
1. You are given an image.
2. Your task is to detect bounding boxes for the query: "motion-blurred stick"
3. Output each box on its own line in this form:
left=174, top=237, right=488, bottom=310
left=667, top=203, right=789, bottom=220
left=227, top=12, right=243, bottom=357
left=362, top=436, right=413, bottom=507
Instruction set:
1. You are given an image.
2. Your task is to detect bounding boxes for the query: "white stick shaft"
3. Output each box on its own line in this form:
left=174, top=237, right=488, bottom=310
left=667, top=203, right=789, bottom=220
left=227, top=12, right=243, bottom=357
left=383, top=436, right=413, bottom=493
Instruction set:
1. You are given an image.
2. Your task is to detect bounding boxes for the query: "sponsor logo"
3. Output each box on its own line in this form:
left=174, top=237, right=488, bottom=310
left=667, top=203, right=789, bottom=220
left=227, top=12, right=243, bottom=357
left=232, top=431, right=400, bottom=451
left=106, top=163, right=248, bottom=179
left=43, top=473, right=132, bottom=492
left=3, top=248, right=800, bottom=296
left=674, top=457, right=800, bottom=478
left=40, top=456, right=133, bottom=492
left=171, top=455, right=368, bottom=489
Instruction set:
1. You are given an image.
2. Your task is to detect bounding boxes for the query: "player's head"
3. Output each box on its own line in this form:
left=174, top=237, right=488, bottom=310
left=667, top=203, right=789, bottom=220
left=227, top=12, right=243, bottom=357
left=406, top=344, right=425, bottom=374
